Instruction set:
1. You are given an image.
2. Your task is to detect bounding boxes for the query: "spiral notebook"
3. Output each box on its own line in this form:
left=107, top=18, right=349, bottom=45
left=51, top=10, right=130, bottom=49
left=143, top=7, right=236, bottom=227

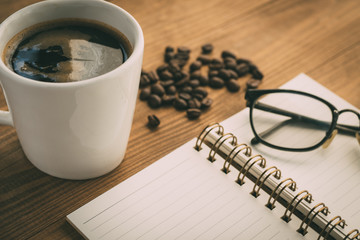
left=67, top=74, right=360, bottom=240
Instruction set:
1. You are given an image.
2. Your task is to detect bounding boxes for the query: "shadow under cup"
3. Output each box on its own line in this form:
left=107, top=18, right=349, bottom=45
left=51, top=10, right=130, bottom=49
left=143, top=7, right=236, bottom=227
left=0, top=0, right=144, bottom=179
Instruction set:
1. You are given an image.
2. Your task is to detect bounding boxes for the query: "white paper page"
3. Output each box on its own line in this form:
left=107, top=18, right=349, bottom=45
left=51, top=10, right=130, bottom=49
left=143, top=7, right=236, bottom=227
left=67, top=139, right=314, bottom=240
left=221, top=73, right=360, bottom=232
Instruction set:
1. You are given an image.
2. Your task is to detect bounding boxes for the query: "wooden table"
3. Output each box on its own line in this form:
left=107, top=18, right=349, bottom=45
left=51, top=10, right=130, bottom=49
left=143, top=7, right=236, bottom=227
left=1, top=0, right=359, bottom=239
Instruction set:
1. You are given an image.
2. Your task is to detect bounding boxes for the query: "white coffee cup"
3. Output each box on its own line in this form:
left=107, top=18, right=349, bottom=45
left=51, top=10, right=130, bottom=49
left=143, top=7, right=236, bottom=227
left=0, top=0, right=144, bottom=179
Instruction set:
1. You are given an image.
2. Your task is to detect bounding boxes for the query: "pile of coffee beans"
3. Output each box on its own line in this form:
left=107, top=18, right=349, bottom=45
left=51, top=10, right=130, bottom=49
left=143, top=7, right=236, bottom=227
left=140, top=44, right=263, bottom=127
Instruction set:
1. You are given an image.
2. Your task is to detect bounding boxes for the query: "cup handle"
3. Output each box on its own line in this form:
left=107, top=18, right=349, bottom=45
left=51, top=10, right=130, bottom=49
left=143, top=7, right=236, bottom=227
left=0, top=110, right=13, bottom=126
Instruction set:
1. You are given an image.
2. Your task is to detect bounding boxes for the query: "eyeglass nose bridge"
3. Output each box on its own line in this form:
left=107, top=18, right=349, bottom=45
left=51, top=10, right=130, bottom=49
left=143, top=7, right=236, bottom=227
left=322, top=129, right=338, bottom=149
left=321, top=109, right=360, bottom=148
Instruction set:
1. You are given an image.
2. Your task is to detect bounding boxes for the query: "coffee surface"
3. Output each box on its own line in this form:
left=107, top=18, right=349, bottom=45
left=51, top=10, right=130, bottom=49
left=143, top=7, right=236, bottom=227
left=4, top=19, right=132, bottom=82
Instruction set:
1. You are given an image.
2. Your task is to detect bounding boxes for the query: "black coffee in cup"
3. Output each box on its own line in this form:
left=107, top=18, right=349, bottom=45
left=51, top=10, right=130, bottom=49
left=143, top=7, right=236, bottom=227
left=3, top=18, right=132, bottom=82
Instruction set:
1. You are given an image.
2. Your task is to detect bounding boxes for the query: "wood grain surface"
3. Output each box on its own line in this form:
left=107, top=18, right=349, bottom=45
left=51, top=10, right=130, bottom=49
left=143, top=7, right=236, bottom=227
left=0, top=0, right=359, bottom=239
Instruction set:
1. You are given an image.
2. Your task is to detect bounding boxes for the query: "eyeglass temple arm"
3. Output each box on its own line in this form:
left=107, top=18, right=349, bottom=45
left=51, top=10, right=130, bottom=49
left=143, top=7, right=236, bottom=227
left=252, top=102, right=359, bottom=135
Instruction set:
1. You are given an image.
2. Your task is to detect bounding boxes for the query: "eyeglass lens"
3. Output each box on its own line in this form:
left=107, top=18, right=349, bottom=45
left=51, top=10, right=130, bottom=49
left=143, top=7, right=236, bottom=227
left=251, top=92, right=334, bottom=150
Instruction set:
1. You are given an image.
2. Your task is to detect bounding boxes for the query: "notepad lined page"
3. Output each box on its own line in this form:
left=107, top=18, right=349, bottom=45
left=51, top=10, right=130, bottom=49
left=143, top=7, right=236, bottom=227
left=67, top=139, right=313, bottom=240
left=221, top=73, right=360, bottom=232
left=67, top=73, right=358, bottom=239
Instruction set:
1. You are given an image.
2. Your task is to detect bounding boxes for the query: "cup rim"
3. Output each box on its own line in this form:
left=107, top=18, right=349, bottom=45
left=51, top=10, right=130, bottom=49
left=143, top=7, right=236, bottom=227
left=0, top=0, right=144, bottom=88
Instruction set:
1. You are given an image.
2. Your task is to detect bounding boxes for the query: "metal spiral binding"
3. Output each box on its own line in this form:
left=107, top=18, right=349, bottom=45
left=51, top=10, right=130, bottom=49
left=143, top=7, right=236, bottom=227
left=318, top=216, right=346, bottom=240
left=207, top=132, right=237, bottom=162
left=345, top=229, right=360, bottom=240
left=266, top=178, right=296, bottom=210
left=281, top=190, right=313, bottom=223
left=194, top=122, right=224, bottom=151
left=297, top=203, right=329, bottom=236
left=250, top=166, right=281, bottom=198
left=222, top=143, right=251, bottom=174
left=196, top=124, right=360, bottom=239
left=236, top=154, right=266, bottom=186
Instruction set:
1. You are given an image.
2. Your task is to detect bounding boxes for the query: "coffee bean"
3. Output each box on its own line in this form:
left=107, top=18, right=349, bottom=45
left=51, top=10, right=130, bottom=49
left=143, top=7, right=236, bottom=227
left=236, top=58, right=251, bottom=65
left=189, top=61, right=202, bottom=72
left=209, top=76, right=225, bottom=88
left=151, top=83, right=165, bottom=96
left=211, top=58, right=222, bottom=64
left=139, top=74, right=150, bottom=88
left=246, top=78, right=262, bottom=89
left=178, top=60, right=188, bottom=68
left=148, top=71, right=159, bottom=84
left=172, top=71, right=183, bottom=81
left=187, top=108, right=201, bottom=120
left=188, top=98, right=201, bottom=109
left=223, top=57, right=236, bottom=64
left=164, top=52, right=175, bottom=62
left=193, top=87, right=208, bottom=98
left=208, top=70, right=218, bottom=78
left=224, top=57, right=237, bottom=70
left=168, top=61, right=181, bottom=74
left=201, top=43, right=213, bottom=54
left=175, top=52, right=190, bottom=61
left=235, top=63, right=250, bottom=77
left=170, top=58, right=187, bottom=68
left=201, top=98, right=213, bottom=109
left=180, top=71, right=189, bottom=79
left=140, top=87, right=151, bottom=100
left=160, top=79, right=175, bottom=88
left=165, top=46, right=174, bottom=53
left=225, top=61, right=237, bottom=70
left=179, top=92, right=192, bottom=101
left=156, top=64, right=169, bottom=75
left=147, top=94, right=162, bottom=108
left=209, top=58, right=224, bottom=70
left=190, top=70, right=202, bottom=79
left=209, top=64, right=223, bottom=70
left=250, top=66, right=264, bottom=80
left=192, top=93, right=204, bottom=100
left=166, top=85, right=177, bottom=95
left=197, top=55, right=212, bottom=65
left=173, top=98, right=188, bottom=110
left=218, top=69, right=231, bottom=81
left=198, top=75, right=209, bottom=86
left=227, top=79, right=240, bottom=92
left=147, top=114, right=160, bottom=128
left=221, top=50, right=237, bottom=59
left=177, top=46, right=191, bottom=54
left=162, top=94, right=176, bottom=105
left=159, top=70, right=173, bottom=80
left=189, top=79, right=200, bottom=88
left=180, top=86, right=193, bottom=93
left=174, top=76, right=189, bottom=87
left=227, top=69, right=238, bottom=78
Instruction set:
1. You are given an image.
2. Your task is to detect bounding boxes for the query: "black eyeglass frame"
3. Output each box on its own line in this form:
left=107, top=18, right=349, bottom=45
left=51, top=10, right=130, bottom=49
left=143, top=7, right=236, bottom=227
left=245, top=89, right=360, bottom=152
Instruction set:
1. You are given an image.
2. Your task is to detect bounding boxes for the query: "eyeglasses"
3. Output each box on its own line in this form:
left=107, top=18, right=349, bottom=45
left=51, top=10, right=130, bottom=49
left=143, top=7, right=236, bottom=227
left=245, top=89, right=360, bottom=152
